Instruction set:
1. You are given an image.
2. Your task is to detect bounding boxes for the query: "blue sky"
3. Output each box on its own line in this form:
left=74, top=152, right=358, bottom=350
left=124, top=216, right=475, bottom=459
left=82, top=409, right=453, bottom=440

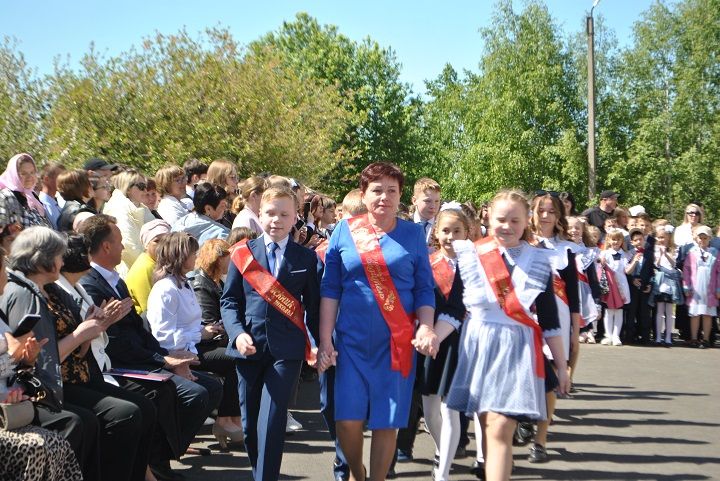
left=2, top=1, right=655, bottom=94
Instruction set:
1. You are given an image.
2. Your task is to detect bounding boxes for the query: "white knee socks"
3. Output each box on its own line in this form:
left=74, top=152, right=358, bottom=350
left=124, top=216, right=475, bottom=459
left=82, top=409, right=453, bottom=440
left=655, top=302, right=674, bottom=343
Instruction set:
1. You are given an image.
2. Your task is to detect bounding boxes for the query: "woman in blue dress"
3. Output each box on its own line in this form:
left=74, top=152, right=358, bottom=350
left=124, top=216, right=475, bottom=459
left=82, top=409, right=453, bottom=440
left=318, top=162, right=438, bottom=481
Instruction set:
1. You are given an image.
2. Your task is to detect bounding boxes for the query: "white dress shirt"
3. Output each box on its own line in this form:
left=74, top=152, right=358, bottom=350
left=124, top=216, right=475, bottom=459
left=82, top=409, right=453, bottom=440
left=91, top=262, right=121, bottom=297
left=146, top=276, right=203, bottom=353
left=262, top=233, right=289, bottom=277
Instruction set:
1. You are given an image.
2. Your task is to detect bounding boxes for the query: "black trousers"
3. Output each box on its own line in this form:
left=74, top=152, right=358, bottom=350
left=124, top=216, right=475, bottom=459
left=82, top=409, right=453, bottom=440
left=624, top=285, right=651, bottom=343
left=117, top=369, right=222, bottom=460
left=36, top=403, right=100, bottom=481
left=64, top=380, right=155, bottom=481
left=197, top=342, right=240, bottom=417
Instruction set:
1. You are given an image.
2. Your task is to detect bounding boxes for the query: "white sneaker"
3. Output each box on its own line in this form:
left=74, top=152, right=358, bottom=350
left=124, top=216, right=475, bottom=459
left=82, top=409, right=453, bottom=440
left=286, top=412, right=303, bottom=432
left=587, top=331, right=596, bottom=344
left=578, top=332, right=588, bottom=343
left=600, top=336, right=612, bottom=345
left=612, top=337, right=623, bottom=346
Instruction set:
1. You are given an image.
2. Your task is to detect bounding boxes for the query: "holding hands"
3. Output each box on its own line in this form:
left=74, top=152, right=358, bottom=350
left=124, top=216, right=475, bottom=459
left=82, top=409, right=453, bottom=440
left=316, top=342, right=338, bottom=373
left=412, top=324, right=439, bottom=358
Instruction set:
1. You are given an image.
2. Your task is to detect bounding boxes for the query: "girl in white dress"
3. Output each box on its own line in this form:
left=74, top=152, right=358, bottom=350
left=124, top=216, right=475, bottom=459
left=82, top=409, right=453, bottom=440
left=446, top=190, right=569, bottom=481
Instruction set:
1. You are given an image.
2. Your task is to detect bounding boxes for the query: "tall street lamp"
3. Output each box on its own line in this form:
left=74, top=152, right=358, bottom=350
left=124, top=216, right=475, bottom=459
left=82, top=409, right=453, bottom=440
left=587, top=0, right=601, bottom=200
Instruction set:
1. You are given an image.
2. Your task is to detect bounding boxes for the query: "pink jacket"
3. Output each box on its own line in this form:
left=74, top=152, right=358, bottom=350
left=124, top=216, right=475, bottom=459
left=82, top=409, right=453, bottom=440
left=682, top=246, right=720, bottom=307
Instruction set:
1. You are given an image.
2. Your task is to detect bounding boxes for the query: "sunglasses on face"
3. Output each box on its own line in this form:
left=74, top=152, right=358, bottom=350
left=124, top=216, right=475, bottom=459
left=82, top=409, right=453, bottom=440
left=132, top=182, right=147, bottom=191
left=686, top=211, right=700, bottom=216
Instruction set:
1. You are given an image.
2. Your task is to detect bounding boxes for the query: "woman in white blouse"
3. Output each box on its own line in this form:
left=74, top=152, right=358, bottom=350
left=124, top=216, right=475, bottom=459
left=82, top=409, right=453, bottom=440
left=230, top=175, right=267, bottom=235
left=674, top=203, right=704, bottom=248
left=102, top=170, right=154, bottom=277
left=155, top=165, right=191, bottom=226
left=146, top=232, right=243, bottom=448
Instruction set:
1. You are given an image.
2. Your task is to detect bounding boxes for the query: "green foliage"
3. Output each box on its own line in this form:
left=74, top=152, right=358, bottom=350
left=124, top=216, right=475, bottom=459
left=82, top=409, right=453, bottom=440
left=42, top=28, right=350, bottom=187
left=250, top=13, right=421, bottom=197
left=0, top=38, right=46, bottom=164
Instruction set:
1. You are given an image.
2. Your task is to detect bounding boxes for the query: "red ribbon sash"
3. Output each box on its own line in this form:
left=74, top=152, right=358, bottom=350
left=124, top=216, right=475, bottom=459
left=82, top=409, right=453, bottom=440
left=553, top=275, right=569, bottom=306
left=231, top=239, right=313, bottom=363
left=348, top=215, right=414, bottom=378
left=475, top=238, right=545, bottom=378
left=577, top=270, right=589, bottom=284
left=430, top=251, right=454, bottom=300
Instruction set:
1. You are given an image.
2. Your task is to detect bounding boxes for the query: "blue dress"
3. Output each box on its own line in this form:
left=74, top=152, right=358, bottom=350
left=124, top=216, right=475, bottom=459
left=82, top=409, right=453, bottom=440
left=321, top=218, right=435, bottom=429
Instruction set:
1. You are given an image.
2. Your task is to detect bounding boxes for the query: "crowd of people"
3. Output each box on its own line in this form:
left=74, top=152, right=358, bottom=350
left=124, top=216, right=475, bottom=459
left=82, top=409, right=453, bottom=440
left=0, top=152, right=717, bottom=481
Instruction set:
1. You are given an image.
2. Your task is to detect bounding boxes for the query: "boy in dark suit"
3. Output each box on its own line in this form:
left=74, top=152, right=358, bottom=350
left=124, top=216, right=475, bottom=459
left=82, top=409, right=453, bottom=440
left=222, top=186, right=321, bottom=481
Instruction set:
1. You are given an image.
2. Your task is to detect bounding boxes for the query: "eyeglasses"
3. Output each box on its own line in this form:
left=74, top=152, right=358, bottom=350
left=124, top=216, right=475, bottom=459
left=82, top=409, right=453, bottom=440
left=534, top=190, right=561, bottom=198
left=131, top=182, right=147, bottom=191
left=173, top=177, right=187, bottom=185
left=686, top=211, right=700, bottom=216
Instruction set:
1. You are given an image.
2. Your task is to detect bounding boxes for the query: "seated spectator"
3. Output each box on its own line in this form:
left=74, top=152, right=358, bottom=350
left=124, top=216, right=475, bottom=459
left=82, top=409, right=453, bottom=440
left=0, top=188, right=23, bottom=253
left=183, top=158, right=208, bottom=201
left=2, top=226, right=156, bottom=481
left=0, top=153, right=51, bottom=228
left=103, top=170, right=155, bottom=276
left=126, top=220, right=171, bottom=316
left=57, top=169, right=97, bottom=232
left=148, top=233, right=242, bottom=449
left=87, top=175, right=111, bottom=213
left=206, top=159, right=239, bottom=228
left=38, top=161, right=66, bottom=229
left=231, top=176, right=267, bottom=235
left=226, top=226, right=258, bottom=246
left=156, top=165, right=190, bottom=225
left=78, top=215, right=222, bottom=480
left=172, top=182, right=230, bottom=247
left=145, top=178, right=163, bottom=219
left=0, top=248, right=84, bottom=481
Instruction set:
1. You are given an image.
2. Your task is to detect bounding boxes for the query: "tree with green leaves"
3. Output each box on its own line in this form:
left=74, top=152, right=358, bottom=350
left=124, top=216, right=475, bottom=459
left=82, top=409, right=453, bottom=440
left=42, top=28, right=351, bottom=187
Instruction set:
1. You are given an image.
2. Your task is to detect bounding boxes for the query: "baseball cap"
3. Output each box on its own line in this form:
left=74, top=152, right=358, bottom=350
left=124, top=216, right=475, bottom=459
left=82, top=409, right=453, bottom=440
left=600, top=190, right=619, bottom=199
left=83, top=158, right=118, bottom=171
left=694, top=225, right=713, bottom=238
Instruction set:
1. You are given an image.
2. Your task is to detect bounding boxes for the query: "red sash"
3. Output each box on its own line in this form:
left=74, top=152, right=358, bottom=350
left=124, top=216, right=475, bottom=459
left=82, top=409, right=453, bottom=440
left=315, top=239, right=329, bottom=264
left=231, top=239, right=313, bottom=362
left=430, top=251, right=454, bottom=300
left=475, top=238, right=545, bottom=378
left=553, top=275, right=569, bottom=306
left=577, top=270, right=589, bottom=284
left=348, top=215, right=414, bottom=377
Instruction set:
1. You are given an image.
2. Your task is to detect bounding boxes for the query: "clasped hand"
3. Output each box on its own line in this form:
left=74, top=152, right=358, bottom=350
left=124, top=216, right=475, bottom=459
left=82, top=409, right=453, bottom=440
left=316, top=342, right=338, bottom=373
left=412, top=324, right=439, bottom=358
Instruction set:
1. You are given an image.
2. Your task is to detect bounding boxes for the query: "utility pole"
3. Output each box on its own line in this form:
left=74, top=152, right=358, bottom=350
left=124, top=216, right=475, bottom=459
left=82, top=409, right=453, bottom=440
left=587, top=0, right=601, bottom=200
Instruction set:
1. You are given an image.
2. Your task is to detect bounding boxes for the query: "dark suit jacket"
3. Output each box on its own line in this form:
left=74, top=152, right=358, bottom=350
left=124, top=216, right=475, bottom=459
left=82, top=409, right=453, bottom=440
left=191, top=269, right=223, bottom=325
left=80, top=267, right=168, bottom=369
left=221, top=237, right=321, bottom=361
left=639, top=235, right=656, bottom=289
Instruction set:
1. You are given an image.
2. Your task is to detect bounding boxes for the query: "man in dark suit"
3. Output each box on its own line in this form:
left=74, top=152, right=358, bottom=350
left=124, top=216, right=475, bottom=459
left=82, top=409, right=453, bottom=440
left=78, top=214, right=222, bottom=481
left=222, top=187, right=321, bottom=481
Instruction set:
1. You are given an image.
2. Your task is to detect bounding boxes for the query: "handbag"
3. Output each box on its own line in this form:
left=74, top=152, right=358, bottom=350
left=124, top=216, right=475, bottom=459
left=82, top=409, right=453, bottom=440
left=598, top=265, right=610, bottom=296
left=14, top=367, right=62, bottom=413
left=0, top=400, right=34, bottom=430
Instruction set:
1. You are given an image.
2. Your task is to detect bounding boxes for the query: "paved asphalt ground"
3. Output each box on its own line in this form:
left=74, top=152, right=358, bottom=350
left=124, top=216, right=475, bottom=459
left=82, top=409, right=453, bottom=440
left=172, top=343, right=720, bottom=480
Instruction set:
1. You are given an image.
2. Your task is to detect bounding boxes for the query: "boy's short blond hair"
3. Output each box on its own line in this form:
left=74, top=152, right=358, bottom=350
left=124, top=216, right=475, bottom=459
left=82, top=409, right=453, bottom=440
left=261, top=186, right=297, bottom=207
left=342, top=189, right=367, bottom=217
left=412, top=177, right=441, bottom=197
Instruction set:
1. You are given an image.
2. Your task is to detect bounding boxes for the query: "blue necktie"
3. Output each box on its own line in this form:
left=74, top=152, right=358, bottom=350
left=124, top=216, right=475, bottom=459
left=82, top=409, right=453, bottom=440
left=269, top=242, right=280, bottom=277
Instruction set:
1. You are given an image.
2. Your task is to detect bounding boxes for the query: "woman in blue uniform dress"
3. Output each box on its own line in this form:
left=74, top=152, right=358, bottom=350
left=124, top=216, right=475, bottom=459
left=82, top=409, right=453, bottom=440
left=318, top=162, right=438, bottom=481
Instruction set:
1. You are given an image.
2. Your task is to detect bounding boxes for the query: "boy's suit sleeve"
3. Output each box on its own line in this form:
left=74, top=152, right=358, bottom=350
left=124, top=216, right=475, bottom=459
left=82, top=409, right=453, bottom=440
left=302, top=250, right=322, bottom=345
left=222, top=258, right=248, bottom=357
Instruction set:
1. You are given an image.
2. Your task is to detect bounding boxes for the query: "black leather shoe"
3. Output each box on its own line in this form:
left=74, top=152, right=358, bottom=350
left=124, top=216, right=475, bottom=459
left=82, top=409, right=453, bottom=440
left=470, top=460, right=486, bottom=480
left=528, top=443, right=549, bottom=463
left=149, top=461, right=186, bottom=481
